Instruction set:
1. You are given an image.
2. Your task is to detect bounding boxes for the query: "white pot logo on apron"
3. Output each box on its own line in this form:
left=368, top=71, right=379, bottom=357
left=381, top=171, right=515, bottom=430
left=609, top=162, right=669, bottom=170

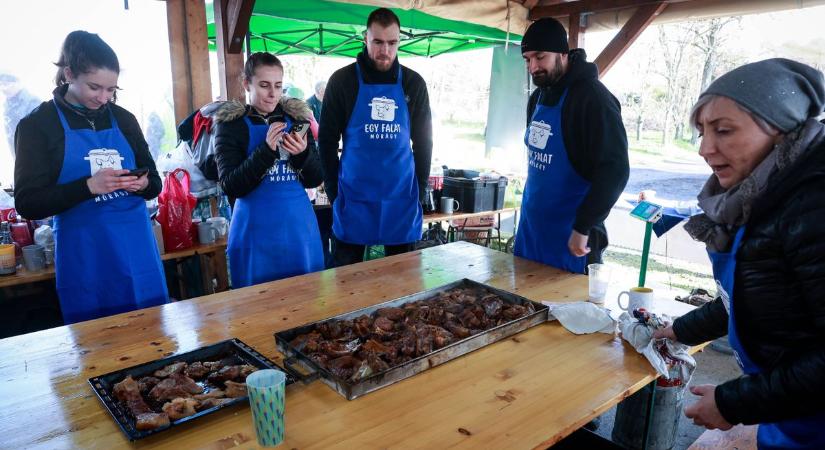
left=528, top=120, right=553, bottom=150
left=84, top=149, right=124, bottom=175
left=369, top=96, right=398, bottom=122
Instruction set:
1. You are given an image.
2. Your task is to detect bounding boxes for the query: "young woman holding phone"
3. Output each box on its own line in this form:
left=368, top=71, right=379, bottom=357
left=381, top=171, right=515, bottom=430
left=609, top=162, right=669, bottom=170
left=214, top=52, right=324, bottom=288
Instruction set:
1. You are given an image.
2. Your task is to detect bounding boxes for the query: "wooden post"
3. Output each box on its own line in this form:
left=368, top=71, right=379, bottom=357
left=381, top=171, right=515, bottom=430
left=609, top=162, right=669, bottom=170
left=213, top=0, right=247, bottom=102
left=568, top=12, right=585, bottom=50
left=166, top=0, right=212, bottom=124
left=594, top=2, right=667, bottom=78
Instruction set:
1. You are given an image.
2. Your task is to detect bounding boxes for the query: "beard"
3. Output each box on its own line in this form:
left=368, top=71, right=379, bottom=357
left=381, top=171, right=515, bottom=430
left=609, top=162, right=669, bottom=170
left=373, top=56, right=393, bottom=72
left=531, top=54, right=565, bottom=87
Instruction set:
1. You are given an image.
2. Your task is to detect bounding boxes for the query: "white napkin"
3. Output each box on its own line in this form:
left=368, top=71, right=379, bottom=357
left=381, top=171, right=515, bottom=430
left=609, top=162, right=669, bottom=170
left=618, top=312, right=696, bottom=381
left=542, top=301, right=616, bottom=335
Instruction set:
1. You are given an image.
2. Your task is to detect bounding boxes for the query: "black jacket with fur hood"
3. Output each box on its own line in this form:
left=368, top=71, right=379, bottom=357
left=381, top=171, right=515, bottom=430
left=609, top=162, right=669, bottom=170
left=213, top=98, right=323, bottom=199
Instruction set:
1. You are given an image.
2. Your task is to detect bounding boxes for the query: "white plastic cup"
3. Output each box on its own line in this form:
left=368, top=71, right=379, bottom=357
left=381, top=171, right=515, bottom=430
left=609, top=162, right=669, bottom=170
left=587, top=263, right=611, bottom=303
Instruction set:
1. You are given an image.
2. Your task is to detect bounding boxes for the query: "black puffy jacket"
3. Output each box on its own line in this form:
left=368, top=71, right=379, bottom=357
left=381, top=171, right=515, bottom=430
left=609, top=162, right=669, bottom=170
left=673, top=138, right=825, bottom=426
left=214, top=102, right=323, bottom=199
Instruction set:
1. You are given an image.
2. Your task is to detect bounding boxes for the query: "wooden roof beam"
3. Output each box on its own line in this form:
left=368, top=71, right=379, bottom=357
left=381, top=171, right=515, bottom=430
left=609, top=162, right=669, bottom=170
left=593, top=1, right=668, bottom=78
left=568, top=12, right=584, bottom=49
left=214, top=0, right=246, bottom=102
left=530, top=0, right=676, bottom=19
left=225, top=0, right=255, bottom=53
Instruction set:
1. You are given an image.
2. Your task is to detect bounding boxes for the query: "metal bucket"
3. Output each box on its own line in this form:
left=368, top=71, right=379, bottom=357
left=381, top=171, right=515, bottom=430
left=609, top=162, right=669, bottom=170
left=611, top=382, right=686, bottom=450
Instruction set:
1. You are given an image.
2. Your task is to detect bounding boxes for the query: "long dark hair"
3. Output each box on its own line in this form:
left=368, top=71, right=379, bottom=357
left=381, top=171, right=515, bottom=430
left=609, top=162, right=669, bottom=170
left=54, top=30, right=120, bottom=87
left=243, top=52, right=283, bottom=82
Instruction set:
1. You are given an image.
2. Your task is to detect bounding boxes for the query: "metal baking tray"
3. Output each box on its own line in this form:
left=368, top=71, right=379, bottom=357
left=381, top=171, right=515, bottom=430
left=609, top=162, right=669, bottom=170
left=275, top=278, right=548, bottom=400
left=89, top=338, right=295, bottom=441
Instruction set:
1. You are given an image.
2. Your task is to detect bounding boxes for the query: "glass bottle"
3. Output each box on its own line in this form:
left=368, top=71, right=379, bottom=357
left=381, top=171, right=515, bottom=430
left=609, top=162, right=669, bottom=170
left=0, top=221, right=17, bottom=275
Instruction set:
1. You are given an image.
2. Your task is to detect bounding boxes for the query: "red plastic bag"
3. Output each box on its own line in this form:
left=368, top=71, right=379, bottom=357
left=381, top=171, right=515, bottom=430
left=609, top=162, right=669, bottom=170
left=157, top=169, right=197, bottom=251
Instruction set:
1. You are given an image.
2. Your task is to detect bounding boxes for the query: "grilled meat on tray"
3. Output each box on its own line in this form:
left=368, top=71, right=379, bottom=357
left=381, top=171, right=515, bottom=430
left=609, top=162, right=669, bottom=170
left=113, top=376, right=171, bottom=431
left=290, top=287, right=535, bottom=381
left=110, top=358, right=261, bottom=431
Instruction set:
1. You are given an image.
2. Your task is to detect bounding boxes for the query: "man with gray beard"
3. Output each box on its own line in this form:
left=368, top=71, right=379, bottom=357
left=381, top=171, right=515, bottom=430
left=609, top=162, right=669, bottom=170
left=515, top=17, right=629, bottom=274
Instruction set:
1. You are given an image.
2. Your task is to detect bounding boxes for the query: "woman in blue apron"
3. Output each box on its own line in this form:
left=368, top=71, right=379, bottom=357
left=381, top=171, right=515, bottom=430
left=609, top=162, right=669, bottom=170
left=13, top=31, right=167, bottom=324
left=213, top=52, right=324, bottom=288
left=654, top=59, right=825, bottom=449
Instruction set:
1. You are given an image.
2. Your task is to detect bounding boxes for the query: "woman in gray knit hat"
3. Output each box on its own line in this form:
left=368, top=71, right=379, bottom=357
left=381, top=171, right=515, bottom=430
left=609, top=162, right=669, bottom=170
left=655, top=58, right=825, bottom=449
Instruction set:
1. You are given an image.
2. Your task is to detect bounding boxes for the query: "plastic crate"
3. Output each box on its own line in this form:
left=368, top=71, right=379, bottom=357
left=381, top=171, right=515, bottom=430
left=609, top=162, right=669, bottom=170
left=442, top=176, right=508, bottom=213
left=493, top=177, right=508, bottom=210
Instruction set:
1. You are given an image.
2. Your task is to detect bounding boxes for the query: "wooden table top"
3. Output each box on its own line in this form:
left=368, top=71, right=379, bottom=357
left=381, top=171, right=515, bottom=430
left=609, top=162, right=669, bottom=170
left=0, top=239, right=227, bottom=289
left=422, top=207, right=520, bottom=225
left=0, top=241, right=694, bottom=449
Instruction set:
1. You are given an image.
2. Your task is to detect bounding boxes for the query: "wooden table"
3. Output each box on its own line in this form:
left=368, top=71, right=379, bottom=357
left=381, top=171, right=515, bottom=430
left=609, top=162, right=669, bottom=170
left=422, top=207, right=520, bottom=247
left=0, top=242, right=694, bottom=449
left=0, top=239, right=229, bottom=293
left=422, top=206, right=519, bottom=225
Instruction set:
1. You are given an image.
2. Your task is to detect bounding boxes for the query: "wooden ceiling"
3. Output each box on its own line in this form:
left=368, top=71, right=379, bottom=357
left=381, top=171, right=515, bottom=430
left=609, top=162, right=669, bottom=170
left=522, top=0, right=689, bottom=20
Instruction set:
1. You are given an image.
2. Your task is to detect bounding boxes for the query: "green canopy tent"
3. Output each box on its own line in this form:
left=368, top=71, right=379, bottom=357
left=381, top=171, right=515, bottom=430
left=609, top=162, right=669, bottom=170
left=206, top=0, right=521, bottom=58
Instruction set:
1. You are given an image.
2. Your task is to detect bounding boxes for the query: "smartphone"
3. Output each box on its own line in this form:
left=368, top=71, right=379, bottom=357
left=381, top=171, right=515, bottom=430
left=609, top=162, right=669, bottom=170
left=630, top=200, right=664, bottom=223
left=291, top=122, right=309, bottom=139
left=266, top=115, right=293, bottom=133
left=121, top=168, right=149, bottom=177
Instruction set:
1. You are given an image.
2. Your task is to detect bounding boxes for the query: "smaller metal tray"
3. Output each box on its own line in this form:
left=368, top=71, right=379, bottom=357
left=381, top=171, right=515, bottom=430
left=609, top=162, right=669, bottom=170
left=89, top=338, right=294, bottom=441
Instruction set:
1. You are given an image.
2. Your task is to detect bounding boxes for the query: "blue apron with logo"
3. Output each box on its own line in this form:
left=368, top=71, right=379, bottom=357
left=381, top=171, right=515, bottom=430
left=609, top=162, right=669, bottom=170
left=710, top=227, right=825, bottom=449
left=332, top=64, right=422, bottom=245
left=514, top=90, right=591, bottom=274
left=227, top=117, right=324, bottom=288
left=52, top=101, right=167, bottom=324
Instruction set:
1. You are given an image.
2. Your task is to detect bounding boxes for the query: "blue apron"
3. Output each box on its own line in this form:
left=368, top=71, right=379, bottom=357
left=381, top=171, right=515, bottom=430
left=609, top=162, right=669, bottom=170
left=227, top=117, right=323, bottom=288
left=710, top=227, right=825, bottom=449
left=514, top=89, right=591, bottom=274
left=52, top=101, right=167, bottom=324
left=332, top=64, right=422, bottom=246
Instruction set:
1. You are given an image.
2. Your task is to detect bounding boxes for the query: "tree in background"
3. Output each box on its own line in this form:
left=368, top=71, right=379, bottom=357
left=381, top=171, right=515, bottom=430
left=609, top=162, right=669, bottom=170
left=655, top=22, right=697, bottom=149
left=688, top=17, right=740, bottom=144
left=144, top=112, right=165, bottom=161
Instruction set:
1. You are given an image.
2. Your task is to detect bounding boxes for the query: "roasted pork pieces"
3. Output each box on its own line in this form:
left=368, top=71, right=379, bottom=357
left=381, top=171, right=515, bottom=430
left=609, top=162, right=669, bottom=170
left=289, top=287, right=536, bottom=382
left=111, top=360, right=259, bottom=431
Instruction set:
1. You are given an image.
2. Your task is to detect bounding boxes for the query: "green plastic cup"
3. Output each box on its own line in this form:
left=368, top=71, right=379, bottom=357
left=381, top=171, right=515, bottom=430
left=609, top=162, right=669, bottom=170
left=246, top=369, right=286, bottom=447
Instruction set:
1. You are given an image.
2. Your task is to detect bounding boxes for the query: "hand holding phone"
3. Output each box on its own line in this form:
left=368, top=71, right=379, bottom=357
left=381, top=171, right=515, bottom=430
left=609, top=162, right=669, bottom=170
left=290, top=122, right=309, bottom=139
left=120, top=168, right=149, bottom=177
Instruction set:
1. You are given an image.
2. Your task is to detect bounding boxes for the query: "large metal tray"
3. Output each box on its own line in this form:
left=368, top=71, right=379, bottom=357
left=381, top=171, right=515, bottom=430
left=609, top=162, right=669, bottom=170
left=275, top=278, right=548, bottom=400
left=89, top=338, right=295, bottom=441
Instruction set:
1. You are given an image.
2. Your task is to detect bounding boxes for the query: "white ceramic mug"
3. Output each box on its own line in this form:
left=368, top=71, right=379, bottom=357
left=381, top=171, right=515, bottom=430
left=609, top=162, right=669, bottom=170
left=440, top=196, right=460, bottom=214
left=197, top=221, right=218, bottom=244
left=617, top=287, right=654, bottom=312
left=207, top=217, right=229, bottom=238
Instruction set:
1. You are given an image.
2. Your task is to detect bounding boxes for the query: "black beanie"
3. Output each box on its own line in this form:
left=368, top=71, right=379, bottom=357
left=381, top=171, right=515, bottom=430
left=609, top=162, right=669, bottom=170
left=521, top=18, right=569, bottom=54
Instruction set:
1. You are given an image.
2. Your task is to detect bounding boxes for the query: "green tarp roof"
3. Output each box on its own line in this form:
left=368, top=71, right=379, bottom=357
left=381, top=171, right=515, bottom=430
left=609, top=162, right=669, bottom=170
left=206, top=0, right=521, bottom=57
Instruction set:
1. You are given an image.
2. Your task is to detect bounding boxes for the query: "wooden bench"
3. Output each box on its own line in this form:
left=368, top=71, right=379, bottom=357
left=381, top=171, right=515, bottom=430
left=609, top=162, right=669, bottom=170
left=688, top=424, right=757, bottom=450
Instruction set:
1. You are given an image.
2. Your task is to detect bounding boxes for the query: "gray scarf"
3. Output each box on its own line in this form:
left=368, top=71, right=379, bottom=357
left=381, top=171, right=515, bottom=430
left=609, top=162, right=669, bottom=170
left=685, top=118, right=825, bottom=252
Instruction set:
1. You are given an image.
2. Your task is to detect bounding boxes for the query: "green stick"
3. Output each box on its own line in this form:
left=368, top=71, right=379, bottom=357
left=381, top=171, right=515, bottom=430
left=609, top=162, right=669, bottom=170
left=639, top=222, right=653, bottom=287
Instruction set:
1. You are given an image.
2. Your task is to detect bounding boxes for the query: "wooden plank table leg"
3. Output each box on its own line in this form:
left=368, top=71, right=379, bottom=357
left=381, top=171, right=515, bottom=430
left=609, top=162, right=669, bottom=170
left=175, top=258, right=186, bottom=300
left=199, top=253, right=214, bottom=295
left=213, top=250, right=229, bottom=291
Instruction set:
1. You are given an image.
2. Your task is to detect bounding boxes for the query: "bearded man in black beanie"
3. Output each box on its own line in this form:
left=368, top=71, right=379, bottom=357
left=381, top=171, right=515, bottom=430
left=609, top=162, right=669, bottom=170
left=514, top=17, right=629, bottom=274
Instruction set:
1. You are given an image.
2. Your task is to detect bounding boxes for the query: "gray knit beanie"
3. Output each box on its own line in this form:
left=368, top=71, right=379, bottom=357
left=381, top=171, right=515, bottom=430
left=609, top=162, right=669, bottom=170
left=700, top=58, right=825, bottom=132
